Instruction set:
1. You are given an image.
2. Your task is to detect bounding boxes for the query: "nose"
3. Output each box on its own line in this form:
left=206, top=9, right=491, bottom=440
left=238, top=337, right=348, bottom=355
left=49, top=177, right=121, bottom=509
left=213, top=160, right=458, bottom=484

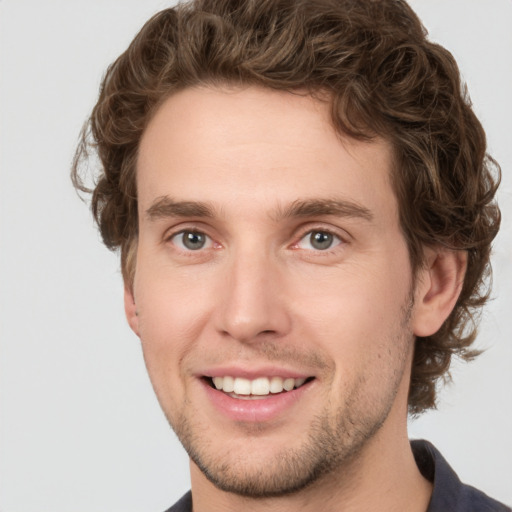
left=214, top=248, right=292, bottom=344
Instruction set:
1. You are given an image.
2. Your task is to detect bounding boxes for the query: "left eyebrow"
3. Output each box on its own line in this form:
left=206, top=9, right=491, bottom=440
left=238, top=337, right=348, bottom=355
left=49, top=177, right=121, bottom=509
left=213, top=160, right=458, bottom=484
left=272, top=198, right=374, bottom=222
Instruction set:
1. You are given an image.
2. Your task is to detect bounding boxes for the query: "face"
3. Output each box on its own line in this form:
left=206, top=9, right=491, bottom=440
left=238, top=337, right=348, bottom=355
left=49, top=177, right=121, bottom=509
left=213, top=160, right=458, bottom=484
left=129, top=86, right=418, bottom=497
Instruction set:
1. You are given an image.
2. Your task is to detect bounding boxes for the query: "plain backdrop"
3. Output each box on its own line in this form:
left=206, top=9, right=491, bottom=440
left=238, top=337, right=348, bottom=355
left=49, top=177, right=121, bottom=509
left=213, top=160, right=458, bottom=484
left=1, top=1, right=511, bottom=511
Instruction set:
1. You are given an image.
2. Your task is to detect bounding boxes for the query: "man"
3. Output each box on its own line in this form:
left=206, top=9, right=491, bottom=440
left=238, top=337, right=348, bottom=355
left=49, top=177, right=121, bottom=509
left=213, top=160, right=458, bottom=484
left=72, top=0, right=508, bottom=510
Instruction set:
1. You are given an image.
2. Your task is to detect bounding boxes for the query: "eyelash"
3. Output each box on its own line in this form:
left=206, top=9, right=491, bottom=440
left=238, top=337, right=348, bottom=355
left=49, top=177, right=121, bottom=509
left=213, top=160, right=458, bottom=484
left=291, top=227, right=346, bottom=254
left=165, top=225, right=347, bottom=255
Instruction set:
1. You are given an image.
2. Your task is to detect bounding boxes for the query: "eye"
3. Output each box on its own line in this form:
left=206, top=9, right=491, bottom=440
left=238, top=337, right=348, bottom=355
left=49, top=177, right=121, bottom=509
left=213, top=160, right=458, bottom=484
left=170, top=230, right=212, bottom=251
left=296, top=230, right=343, bottom=251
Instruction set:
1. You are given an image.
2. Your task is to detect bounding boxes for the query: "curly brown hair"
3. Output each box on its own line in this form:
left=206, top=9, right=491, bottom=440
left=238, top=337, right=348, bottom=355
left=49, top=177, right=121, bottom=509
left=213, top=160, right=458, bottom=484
left=72, top=0, right=501, bottom=414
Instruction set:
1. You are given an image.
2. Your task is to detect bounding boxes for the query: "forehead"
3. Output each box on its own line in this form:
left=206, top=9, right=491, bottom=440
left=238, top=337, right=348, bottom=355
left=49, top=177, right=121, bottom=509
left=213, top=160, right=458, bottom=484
left=137, top=86, right=396, bottom=220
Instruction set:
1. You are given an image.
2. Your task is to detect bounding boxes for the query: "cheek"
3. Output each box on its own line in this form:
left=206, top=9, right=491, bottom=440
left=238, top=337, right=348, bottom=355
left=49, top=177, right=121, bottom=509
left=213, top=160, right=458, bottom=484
left=135, top=257, right=214, bottom=335
left=291, top=260, right=409, bottom=329
left=133, top=265, right=215, bottom=394
left=289, top=257, right=412, bottom=374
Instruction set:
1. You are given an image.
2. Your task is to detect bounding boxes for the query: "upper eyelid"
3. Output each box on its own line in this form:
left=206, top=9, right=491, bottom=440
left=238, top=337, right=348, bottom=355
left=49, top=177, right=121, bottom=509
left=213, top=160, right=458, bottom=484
left=168, top=228, right=210, bottom=239
left=163, top=222, right=214, bottom=240
left=293, top=223, right=350, bottom=242
left=167, top=227, right=205, bottom=237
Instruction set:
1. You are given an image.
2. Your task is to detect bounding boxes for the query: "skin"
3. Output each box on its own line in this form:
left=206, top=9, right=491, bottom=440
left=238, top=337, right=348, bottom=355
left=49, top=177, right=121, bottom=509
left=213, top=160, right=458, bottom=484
left=125, top=86, right=466, bottom=511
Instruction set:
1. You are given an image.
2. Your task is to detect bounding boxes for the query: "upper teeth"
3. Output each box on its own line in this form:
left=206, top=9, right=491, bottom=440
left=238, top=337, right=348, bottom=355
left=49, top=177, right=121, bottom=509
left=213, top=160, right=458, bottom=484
left=212, top=376, right=307, bottom=395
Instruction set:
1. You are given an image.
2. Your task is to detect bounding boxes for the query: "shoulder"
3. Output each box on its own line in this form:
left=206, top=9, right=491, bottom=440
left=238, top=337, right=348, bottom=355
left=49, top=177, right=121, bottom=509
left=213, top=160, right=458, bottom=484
left=163, top=491, right=192, bottom=512
left=412, top=440, right=511, bottom=512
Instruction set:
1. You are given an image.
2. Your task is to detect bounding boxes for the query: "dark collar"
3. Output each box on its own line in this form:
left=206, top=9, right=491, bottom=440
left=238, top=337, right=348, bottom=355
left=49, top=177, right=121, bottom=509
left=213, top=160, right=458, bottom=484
left=412, top=439, right=510, bottom=511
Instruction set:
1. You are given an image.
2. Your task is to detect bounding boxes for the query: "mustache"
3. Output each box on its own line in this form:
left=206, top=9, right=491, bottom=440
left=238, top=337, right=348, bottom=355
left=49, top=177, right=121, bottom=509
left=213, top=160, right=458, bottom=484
left=190, top=340, right=333, bottom=372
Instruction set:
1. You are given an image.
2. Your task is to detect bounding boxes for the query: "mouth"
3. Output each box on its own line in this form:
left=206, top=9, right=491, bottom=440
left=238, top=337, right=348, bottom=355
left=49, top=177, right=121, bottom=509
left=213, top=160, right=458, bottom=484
left=204, top=375, right=315, bottom=400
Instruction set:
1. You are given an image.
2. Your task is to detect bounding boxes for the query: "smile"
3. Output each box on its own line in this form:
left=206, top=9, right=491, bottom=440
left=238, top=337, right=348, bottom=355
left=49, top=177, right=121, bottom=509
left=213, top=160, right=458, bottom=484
left=210, top=376, right=310, bottom=398
left=201, top=374, right=315, bottom=422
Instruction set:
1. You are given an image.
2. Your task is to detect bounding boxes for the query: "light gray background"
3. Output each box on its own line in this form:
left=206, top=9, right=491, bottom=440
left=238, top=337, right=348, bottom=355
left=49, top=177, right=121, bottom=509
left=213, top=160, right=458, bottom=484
left=1, top=1, right=511, bottom=510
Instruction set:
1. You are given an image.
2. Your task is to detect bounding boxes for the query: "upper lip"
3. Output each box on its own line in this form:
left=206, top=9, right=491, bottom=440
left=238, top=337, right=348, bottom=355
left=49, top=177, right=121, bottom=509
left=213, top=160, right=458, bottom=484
left=196, top=365, right=313, bottom=380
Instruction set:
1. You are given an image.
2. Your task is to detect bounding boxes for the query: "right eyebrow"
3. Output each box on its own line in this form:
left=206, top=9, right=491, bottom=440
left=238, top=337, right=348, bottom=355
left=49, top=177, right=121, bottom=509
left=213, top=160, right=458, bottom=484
left=145, top=196, right=216, bottom=220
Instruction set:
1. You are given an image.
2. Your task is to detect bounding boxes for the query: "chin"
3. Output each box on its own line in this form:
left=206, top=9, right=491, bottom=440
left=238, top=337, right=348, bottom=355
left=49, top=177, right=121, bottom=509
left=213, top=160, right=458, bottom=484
left=173, top=404, right=385, bottom=498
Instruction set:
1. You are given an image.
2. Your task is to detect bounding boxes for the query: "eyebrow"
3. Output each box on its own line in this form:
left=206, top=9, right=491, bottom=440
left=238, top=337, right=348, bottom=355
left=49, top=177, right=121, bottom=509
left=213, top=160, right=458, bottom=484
left=145, top=196, right=373, bottom=223
left=274, top=198, right=374, bottom=222
left=145, top=196, right=216, bottom=220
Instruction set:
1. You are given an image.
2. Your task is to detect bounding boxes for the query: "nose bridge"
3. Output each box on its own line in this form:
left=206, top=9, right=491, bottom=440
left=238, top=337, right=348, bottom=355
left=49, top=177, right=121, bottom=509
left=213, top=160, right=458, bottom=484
left=216, top=242, right=290, bottom=343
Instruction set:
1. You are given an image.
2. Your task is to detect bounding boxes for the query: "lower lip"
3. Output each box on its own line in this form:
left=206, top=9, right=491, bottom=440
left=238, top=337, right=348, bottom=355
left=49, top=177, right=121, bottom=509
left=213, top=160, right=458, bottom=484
left=201, top=379, right=313, bottom=423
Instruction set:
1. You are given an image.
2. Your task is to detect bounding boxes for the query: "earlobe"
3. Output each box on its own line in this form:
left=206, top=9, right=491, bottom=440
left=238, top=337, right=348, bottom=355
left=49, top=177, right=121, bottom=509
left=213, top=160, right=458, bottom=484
left=124, top=285, right=140, bottom=337
left=412, top=248, right=467, bottom=337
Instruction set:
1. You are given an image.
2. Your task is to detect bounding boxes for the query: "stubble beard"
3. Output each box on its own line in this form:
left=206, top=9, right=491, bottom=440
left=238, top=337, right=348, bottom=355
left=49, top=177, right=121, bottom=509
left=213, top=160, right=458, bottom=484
left=173, top=388, right=391, bottom=498
left=165, top=299, right=414, bottom=498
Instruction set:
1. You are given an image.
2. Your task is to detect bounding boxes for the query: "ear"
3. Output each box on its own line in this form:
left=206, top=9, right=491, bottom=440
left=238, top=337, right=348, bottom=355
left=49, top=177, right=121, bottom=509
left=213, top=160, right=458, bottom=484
left=124, top=284, right=140, bottom=337
left=412, top=247, right=467, bottom=337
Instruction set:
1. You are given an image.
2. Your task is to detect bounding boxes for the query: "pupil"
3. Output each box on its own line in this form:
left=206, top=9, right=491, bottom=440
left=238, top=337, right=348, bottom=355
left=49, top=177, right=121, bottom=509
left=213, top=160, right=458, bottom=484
left=183, top=232, right=205, bottom=250
left=311, top=231, right=332, bottom=250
